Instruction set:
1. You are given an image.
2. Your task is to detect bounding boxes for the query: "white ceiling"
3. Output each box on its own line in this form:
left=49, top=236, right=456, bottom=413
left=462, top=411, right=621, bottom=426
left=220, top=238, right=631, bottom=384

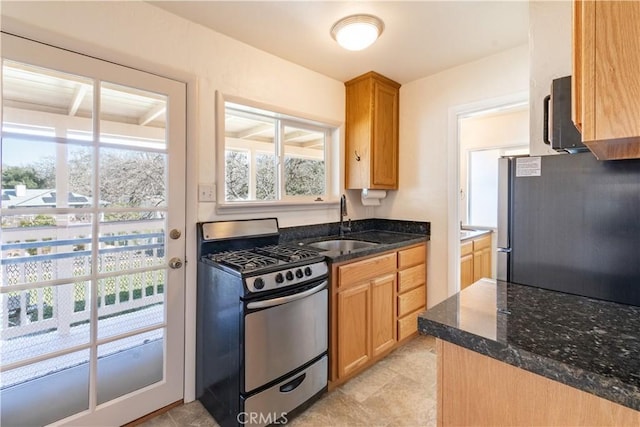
left=151, top=1, right=529, bottom=84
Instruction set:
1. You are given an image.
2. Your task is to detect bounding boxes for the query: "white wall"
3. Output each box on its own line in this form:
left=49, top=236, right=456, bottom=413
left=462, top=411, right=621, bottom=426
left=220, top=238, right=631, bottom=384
left=375, top=45, right=529, bottom=308
left=1, top=0, right=355, bottom=227
left=529, top=0, right=573, bottom=156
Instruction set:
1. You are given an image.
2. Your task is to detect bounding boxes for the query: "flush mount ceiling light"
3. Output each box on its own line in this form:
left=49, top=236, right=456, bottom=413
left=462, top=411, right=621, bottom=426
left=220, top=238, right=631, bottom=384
left=330, top=14, right=384, bottom=51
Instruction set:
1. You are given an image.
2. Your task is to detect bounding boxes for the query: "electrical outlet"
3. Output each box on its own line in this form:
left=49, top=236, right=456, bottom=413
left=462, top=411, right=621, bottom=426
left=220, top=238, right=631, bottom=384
left=199, top=183, right=216, bottom=202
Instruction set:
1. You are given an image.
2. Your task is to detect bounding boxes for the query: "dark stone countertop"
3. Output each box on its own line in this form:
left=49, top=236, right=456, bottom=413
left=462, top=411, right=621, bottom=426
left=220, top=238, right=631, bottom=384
left=280, top=218, right=429, bottom=263
left=418, top=279, right=640, bottom=411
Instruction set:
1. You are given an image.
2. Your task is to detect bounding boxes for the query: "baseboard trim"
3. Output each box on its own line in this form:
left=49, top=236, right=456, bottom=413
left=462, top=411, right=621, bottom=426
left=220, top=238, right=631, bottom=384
left=123, top=400, right=184, bottom=426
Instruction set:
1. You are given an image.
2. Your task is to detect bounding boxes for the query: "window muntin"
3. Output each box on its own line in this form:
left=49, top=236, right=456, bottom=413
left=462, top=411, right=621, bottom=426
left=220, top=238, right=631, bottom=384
left=223, top=102, right=330, bottom=203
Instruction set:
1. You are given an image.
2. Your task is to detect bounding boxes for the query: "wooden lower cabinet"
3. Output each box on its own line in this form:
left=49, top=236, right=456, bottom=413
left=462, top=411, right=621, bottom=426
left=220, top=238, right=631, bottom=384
left=371, top=274, right=397, bottom=357
left=335, top=254, right=396, bottom=380
left=460, top=241, right=474, bottom=289
left=337, top=282, right=370, bottom=377
left=472, top=234, right=492, bottom=282
left=331, top=243, right=427, bottom=386
left=336, top=273, right=397, bottom=378
left=397, top=245, right=427, bottom=341
left=460, top=233, right=492, bottom=289
left=397, top=308, right=423, bottom=341
left=437, top=340, right=640, bottom=426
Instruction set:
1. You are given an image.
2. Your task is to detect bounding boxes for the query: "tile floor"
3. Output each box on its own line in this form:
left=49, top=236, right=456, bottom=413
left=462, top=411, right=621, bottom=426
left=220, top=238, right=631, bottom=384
left=139, top=335, right=437, bottom=427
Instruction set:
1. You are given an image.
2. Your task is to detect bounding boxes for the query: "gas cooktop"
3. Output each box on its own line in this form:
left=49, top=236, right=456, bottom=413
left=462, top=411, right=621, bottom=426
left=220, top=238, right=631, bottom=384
left=205, top=245, right=323, bottom=273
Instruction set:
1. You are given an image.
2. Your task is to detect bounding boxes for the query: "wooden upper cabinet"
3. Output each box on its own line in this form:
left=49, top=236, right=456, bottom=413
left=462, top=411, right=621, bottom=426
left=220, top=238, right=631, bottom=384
left=573, top=0, right=640, bottom=160
left=345, top=71, right=400, bottom=189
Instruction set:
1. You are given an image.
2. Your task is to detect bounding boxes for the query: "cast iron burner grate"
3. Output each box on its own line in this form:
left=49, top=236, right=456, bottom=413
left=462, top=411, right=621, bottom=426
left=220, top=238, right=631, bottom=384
left=207, top=250, right=278, bottom=272
left=255, top=245, right=321, bottom=262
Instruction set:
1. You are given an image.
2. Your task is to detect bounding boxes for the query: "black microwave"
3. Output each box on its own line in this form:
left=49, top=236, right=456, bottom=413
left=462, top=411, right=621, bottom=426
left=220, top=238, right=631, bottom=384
left=543, top=76, right=586, bottom=153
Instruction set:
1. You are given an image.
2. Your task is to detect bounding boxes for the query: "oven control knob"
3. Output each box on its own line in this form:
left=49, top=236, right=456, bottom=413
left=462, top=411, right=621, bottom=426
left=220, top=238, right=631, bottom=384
left=304, top=267, right=313, bottom=276
left=275, top=273, right=284, bottom=284
left=286, top=271, right=294, bottom=281
left=295, top=269, right=304, bottom=279
left=254, top=278, right=265, bottom=290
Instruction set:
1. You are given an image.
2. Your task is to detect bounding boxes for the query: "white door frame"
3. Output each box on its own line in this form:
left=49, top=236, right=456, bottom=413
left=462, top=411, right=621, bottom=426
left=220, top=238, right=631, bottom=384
left=1, top=33, right=188, bottom=426
left=447, top=91, right=528, bottom=296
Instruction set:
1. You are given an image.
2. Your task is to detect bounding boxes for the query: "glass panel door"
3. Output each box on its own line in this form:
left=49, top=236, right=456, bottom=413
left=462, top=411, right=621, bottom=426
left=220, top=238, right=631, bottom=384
left=1, top=34, right=186, bottom=426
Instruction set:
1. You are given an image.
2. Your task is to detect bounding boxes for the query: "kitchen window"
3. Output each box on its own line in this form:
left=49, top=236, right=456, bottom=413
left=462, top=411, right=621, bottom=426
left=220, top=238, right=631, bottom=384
left=219, top=98, right=334, bottom=206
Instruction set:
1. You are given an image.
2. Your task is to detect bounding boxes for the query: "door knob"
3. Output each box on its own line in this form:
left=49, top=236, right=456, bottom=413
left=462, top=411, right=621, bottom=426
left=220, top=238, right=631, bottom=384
left=169, top=229, right=181, bottom=239
left=169, top=257, right=183, bottom=269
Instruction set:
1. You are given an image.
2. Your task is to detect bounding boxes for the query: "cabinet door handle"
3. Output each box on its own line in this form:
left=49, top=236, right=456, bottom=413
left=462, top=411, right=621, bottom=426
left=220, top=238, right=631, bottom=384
left=354, top=150, right=361, bottom=161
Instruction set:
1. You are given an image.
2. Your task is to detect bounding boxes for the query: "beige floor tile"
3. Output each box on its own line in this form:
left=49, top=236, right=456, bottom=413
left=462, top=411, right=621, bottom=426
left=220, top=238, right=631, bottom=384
left=360, top=375, right=435, bottom=426
left=138, top=412, right=176, bottom=427
left=139, top=335, right=437, bottom=427
left=387, top=352, right=437, bottom=387
left=397, top=335, right=437, bottom=355
left=337, top=361, right=400, bottom=403
left=381, top=396, right=437, bottom=427
left=167, top=400, right=220, bottom=427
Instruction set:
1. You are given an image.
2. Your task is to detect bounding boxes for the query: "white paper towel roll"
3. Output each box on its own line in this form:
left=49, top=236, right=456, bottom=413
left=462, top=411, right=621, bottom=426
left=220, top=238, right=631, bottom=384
left=361, top=189, right=387, bottom=206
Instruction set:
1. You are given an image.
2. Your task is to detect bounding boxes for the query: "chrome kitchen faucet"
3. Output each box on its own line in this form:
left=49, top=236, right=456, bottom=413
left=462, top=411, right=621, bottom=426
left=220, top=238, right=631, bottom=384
left=339, top=194, right=351, bottom=236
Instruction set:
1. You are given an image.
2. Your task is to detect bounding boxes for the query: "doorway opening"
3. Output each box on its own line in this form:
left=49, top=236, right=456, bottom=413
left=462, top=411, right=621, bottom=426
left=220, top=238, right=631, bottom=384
left=452, top=97, right=529, bottom=292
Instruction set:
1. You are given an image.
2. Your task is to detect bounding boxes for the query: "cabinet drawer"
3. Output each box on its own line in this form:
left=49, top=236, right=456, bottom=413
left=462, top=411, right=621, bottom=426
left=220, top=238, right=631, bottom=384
left=398, top=263, right=425, bottom=294
left=397, top=308, right=424, bottom=341
left=398, top=285, right=425, bottom=317
left=338, top=252, right=397, bottom=288
left=398, top=244, right=425, bottom=269
left=461, top=240, right=473, bottom=256
left=473, top=235, right=491, bottom=251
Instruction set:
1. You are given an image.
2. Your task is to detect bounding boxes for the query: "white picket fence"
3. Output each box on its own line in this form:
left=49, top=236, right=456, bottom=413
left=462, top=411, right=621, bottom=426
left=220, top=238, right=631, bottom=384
left=1, top=225, right=165, bottom=342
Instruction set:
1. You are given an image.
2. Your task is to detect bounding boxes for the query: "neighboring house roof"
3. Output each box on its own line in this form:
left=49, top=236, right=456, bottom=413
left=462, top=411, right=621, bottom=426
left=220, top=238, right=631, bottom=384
left=1, top=189, right=104, bottom=208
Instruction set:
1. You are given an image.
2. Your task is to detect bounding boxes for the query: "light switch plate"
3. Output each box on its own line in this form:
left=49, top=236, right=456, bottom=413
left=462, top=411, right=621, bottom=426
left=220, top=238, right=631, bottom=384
left=198, top=183, right=216, bottom=202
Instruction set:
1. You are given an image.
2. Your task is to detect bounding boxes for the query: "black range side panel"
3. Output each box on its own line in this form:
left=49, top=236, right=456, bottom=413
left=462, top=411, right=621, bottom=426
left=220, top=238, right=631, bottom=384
left=510, top=152, right=640, bottom=306
left=196, top=263, right=243, bottom=427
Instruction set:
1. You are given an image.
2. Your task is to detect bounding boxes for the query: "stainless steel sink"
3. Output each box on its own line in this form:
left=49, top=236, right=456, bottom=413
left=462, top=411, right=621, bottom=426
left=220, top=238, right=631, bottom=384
left=308, top=239, right=378, bottom=252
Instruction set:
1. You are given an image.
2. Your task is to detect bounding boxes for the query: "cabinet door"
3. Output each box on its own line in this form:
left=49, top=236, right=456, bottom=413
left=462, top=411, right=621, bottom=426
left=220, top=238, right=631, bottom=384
left=337, top=282, right=370, bottom=377
left=576, top=0, right=640, bottom=159
left=590, top=1, right=640, bottom=142
left=472, top=235, right=492, bottom=282
left=371, top=80, right=399, bottom=189
left=473, top=247, right=492, bottom=282
left=371, top=274, right=397, bottom=357
left=345, top=76, right=372, bottom=189
left=572, top=0, right=583, bottom=131
left=461, top=254, right=474, bottom=289
left=461, top=241, right=474, bottom=289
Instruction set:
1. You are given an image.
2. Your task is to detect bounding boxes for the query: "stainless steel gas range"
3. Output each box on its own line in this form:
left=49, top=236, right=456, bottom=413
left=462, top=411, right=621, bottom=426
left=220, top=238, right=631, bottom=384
left=196, top=218, right=328, bottom=427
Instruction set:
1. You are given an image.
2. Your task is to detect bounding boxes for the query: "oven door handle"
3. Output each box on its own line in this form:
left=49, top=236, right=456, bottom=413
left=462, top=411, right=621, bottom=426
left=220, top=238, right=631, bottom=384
left=246, top=280, right=327, bottom=309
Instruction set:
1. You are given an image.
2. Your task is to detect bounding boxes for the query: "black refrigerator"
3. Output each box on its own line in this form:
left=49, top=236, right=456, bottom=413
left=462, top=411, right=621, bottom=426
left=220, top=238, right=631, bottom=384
left=497, top=152, right=640, bottom=306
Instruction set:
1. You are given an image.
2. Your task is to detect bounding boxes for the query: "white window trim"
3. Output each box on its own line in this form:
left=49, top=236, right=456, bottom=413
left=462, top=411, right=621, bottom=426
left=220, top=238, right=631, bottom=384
left=215, top=91, right=340, bottom=213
